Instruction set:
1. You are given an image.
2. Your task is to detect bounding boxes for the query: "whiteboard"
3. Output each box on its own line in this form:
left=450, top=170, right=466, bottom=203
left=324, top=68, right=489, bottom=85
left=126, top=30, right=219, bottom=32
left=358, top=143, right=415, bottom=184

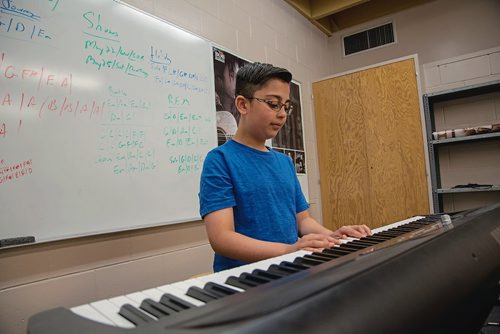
left=0, top=0, right=217, bottom=242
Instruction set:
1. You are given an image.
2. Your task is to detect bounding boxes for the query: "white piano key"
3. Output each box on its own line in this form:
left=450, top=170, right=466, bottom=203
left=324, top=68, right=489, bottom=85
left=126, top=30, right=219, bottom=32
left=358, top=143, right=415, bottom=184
left=125, top=291, right=153, bottom=305
left=109, top=295, right=139, bottom=308
left=89, top=299, right=135, bottom=328
left=339, top=237, right=357, bottom=244
left=222, top=262, right=267, bottom=278
left=142, top=287, right=167, bottom=301
left=170, top=280, right=198, bottom=292
left=181, top=278, right=208, bottom=288
left=278, top=250, right=311, bottom=263
left=169, top=280, right=210, bottom=299
left=220, top=264, right=260, bottom=278
left=71, top=304, right=115, bottom=326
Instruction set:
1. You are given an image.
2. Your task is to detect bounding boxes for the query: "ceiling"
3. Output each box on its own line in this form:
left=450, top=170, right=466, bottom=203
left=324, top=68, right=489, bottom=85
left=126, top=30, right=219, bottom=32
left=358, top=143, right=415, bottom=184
left=284, top=0, right=434, bottom=36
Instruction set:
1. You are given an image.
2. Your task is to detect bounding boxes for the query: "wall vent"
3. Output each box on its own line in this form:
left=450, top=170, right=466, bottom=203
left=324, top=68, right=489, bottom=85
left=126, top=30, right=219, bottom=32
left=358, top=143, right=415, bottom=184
left=343, top=22, right=395, bottom=56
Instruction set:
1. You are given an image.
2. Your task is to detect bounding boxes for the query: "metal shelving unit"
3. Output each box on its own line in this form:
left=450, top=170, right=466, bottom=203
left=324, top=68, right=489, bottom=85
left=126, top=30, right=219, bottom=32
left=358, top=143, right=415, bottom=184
left=423, top=80, right=500, bottom=212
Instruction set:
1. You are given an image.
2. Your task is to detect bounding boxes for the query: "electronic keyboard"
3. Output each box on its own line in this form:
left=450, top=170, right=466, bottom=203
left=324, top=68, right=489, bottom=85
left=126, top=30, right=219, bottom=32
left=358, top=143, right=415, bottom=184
left=28, top=204, right=500, bottom=334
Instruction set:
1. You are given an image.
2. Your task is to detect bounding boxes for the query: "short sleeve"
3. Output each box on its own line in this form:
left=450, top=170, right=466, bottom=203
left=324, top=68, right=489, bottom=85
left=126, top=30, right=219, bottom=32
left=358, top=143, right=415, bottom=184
left=198, top=150, right=236, bottom=218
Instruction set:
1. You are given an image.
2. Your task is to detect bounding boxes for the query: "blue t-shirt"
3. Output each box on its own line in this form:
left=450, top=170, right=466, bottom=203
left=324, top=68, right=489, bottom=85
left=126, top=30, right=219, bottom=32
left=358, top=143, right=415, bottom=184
left=199, top=139, right=309, bottom=272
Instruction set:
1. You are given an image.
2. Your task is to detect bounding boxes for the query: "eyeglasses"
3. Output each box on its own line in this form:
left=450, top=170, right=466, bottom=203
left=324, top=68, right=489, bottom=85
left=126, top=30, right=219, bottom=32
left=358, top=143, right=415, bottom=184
left=246, top=96, right=293, bottom=115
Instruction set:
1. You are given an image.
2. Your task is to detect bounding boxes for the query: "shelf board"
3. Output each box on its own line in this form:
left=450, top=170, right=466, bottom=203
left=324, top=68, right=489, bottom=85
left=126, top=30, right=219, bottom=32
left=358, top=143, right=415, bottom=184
left=424, top=80, right=500, bottom=103
left=437, top=186, right=500, bottom=194
left=430, top=132, right=500, bottom=145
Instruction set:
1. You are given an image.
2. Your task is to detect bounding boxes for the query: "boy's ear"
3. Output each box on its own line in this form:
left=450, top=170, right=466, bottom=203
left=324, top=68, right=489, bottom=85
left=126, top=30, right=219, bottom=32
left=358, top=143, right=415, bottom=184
left=235, top=95, right=248, bottom=115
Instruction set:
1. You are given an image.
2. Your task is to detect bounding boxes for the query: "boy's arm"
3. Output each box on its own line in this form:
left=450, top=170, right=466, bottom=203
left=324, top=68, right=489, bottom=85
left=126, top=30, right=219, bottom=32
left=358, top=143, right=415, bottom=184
left=204, top=208, right=338, bottom=263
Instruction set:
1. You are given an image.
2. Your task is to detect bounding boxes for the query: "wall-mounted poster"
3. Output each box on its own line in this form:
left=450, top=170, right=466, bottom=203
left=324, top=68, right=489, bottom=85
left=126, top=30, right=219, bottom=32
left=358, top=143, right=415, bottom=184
left=213, top=47, right=249, bottom=145
left=212, top=47, right=306, bottom=174
left=272, top=81, right=306, bottom=174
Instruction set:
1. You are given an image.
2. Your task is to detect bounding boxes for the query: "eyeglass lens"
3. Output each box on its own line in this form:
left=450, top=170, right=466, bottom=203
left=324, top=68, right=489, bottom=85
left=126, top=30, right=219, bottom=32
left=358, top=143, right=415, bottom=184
left=252, top=97, right=293, bottom=114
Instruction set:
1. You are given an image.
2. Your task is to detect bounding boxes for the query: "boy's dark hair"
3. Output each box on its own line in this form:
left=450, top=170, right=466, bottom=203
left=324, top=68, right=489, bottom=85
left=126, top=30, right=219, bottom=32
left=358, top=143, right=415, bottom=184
left=235, top=62, right=292, bottom=98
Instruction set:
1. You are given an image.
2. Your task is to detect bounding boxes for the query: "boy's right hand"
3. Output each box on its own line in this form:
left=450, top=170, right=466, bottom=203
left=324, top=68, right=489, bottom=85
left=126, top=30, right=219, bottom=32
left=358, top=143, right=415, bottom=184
left=292, top=233, right=341, bottom=253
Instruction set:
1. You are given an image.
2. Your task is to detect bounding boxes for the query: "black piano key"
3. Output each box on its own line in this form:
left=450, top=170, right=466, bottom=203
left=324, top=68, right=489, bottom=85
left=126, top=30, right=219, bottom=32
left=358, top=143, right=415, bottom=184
left=160, top=293, right=195, bottom=312
left=390, top=227, right=405, bottom=231
left=280, top=260, right=309, bottom=271
left=331, top=246, right=355, bottom=253
left=362, top=240, right=382, bottom=245
left=293, top=256, right=323, bottom=267
left=303, top=253, right=333, bottom=262
left=338, top=243, right=365, bottom=251
left=404, top=226, right=423, bottom=231
left=391, top=226, right=419, bottom=232
left=369, top=232, right=395, bottom=238
left=362, top=235, right=392, bottom=242
left=406, top=221, right=428, bottom=226
left=377, top=231, right=403, bottom=237
left=349, top=239, right=379, bottom=247
left=382, top=229, right=405, bottom=234
left=239, top=272, right=272, bottom=285
left=418, top=216, right=439, bottom=222
left=390, top=230, right=412, bottom=235
left=186, top=286, right=219, bottom=303
left=411, top=220, right=433, bottom=225
left=119, top=304, right=155, bottom=325
left=140, top=298, right=173, bottom=318
left=359, top=236, right=386, bottom=242
left=303, top=255, right=334, bottom=265
left=199, top=285, right=227, bottom=299
left=204, top=282, right=239, bottom=296
left=322, top=248, right=352, bottom=256
left=375, top=230, right=401, bottom=235
left=346, top=241, right=372, bottom=249
left=267, top=264, right=299, bottom=276
left=315, top=251, right=341, bottom=259
left=404, top=223, right=427, bottom=229
left=319, top=249, right=342, bottom=258
left=225, top=275, right=258, bottom=290
left=252, top=268, right=286, bottom=280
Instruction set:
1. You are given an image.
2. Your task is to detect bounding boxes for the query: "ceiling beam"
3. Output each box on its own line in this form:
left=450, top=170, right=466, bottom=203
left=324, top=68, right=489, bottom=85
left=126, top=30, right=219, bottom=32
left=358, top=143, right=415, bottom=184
left=284, top=0, right=336, bottom=36
left=331, top=0, right=433, bottom=31
left=283, top=0, right=312, bottom=17
left=284, top=0, right=433, bottom=36
left=315, top=16, right=335, bottom=36
left=310, top=0, right=369, bottom=19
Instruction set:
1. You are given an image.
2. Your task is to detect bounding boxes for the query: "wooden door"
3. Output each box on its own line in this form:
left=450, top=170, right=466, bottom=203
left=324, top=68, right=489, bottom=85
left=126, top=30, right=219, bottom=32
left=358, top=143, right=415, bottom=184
left=313, top=58, right=430, bottom=230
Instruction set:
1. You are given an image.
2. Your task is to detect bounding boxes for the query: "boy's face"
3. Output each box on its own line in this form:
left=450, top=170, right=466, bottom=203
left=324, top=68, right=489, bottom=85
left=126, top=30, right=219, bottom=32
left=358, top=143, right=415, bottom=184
left=245, top=78, right=290, bottom=141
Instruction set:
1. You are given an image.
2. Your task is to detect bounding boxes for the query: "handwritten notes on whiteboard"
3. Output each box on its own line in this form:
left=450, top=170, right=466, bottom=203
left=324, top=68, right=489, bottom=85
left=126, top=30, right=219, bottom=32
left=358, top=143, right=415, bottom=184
left=0, top=0, right=217, bottom=242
